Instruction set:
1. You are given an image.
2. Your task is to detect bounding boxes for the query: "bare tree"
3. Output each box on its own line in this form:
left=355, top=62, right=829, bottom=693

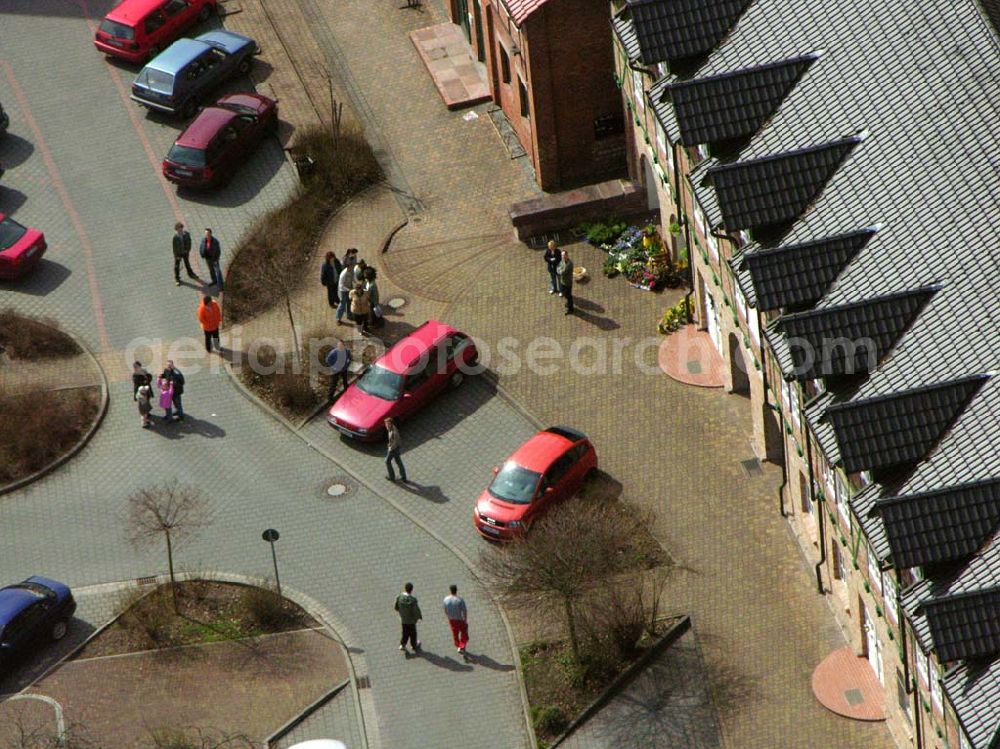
left=1, top=702, right=96, bottom=749
left=126, top=481, right=211, bottom=612
left=479, top=498, right=656, bottom=662
left=147, top=726, right=258, bottom=749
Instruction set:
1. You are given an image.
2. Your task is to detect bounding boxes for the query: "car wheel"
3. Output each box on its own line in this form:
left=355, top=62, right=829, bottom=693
left=51, top=620, right=68, bottom=641
left=238, top=57, right=251, bottom=75
left=449, top=371, right=464, bottom=388
left=198, top=3, right=213, bottom=22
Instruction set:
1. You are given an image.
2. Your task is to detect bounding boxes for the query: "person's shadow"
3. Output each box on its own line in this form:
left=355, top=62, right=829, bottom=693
left=398, top=481, right=451, bottom=504
left=412, top=648, right=473, bottom=672
left=463, top=651, right=515, bottom=672
left=148, top=414, right=226, bottom=439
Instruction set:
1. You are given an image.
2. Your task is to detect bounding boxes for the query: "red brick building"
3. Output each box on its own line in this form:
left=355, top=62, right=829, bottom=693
left=449, top=0, right=627, bottom=191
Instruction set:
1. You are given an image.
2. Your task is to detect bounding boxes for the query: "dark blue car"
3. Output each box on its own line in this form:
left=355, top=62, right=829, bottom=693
left=0, top=576, right=76, bottom=669
left=131, top=29, right=258, bottom=118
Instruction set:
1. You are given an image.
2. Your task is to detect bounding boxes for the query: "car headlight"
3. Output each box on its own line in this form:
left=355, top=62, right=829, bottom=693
left=356, top=428, right=368, bottom=434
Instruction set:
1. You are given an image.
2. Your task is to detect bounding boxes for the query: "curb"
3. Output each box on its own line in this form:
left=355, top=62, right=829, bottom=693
left=548, top=614, right=693, bottom=748
left=266, top=678, right=350, bottom=748
left=0, top=326, right=110, bottom=497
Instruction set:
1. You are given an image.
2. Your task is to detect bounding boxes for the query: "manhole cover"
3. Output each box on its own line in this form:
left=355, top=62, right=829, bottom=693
left=326, top=478, right=354, bottom=497
left=385, top=297, right=406, bottom=310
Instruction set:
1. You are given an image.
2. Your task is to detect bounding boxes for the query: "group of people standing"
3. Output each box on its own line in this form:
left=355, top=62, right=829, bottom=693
left=543, top=240, right=575, bottom=315
left=172, top=223, right=224, bottom=291
left=132, top=360, right=186, bottom=428
left=320, top=247, right=383, bottom=335
left=393, top=582, right=470, bottom=656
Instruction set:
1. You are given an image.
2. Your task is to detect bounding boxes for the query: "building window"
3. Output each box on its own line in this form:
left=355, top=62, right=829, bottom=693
left=832, top=542, right=844, bottom=580
left=883, top=571, right=898, bottom=623
left=835, top=473, right=850, bottom=526
left=499, top=45, right=511, bottom=84
left=748, top=307, right=760, bottom=347
left=930, top=667, right=943, bottom=713
left=916, top=649, right=929, bottom=687
left=868, top=547, right=882, bottom=595
left=518, top=77, right=529, bottom=118
left=896, top=669, right=912, bottom=724
left=632, top=70, right=644, bottom=113
left=800, top=472, right=813, bottom=515
left=655, top=119, right=667, bottom=162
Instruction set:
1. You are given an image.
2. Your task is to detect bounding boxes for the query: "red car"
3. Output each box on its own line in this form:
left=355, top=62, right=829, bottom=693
left=162, top=93, right=278, bottom=187
left=474, top=427, right=597, bottom=540
left=328, top=320, right=478, bottom=441
left=95, top=0, right=217, bottom=63
left=0, top=214, right=47, bottom=280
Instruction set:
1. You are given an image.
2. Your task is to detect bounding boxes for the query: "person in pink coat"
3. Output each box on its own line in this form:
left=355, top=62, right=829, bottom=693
left=157, top=375, right=175, bottom=422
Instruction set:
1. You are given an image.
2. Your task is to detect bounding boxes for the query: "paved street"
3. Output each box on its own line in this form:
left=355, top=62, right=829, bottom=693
left=0, top=3, right=533, bottom=747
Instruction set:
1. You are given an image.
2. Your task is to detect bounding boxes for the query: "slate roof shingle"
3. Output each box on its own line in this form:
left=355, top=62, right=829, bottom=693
left=825, top=376, right=989, bottom=474
left=877, top=479, right=1000, bottom=569
left=625, top=0, right=753, bottom=65
left=661, top=55, right=819, bottom=147
left=943, top=655, right=1000, bottom=749
left=923, top=587, right=1000, bottom=662
left=706, top=136, right=863, bottom=232
left=499, top=0, right=555, bottom=26
left=740, top=228, right=878, bottom=311
left=769, top=287, right=938, bottom=380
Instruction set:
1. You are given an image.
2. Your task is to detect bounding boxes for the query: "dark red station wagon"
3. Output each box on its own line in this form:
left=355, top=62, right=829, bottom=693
left=162, top=92, right=277, bottom=187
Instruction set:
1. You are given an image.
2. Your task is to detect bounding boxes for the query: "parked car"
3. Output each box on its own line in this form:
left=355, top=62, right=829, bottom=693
left=0, top=577, right=76, bottom=669
left=0, top=213, right=47, bottom=280
left=328, top=321, right=478, bottom=441
left=0, top=100, right=9, bottom=136
left=473, top=427, right=597, bottom=540
left=162, top=92, right=277, bottom=187
left=130, top=29, right=258, bottom=118
left=95, top=0, right=217, bottom=64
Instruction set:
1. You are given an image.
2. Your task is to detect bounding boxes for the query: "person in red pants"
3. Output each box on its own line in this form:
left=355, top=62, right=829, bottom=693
left=443, top=584, right=469, bottom=654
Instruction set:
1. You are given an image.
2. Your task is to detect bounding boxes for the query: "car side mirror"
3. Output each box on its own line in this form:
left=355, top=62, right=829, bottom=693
left=545, top=487, right=554, bottom=495
left=492, top=466, right=499, bottom=476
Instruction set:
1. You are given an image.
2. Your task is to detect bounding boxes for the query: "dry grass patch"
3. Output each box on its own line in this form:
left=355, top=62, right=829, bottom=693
left=0, top=308, right=81, bottom=360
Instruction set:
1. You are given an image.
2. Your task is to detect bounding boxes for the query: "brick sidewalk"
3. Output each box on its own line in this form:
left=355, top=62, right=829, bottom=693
left=235, top=1, right=899, bottom=748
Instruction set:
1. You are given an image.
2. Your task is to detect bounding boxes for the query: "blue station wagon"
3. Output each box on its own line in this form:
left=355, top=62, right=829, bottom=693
left=0, top=576, right=76, bottom=670
left=130, top=29, right=258, bottom=118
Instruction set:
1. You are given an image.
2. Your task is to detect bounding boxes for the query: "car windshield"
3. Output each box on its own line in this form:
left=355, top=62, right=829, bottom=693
left=99, top=19, right=135, bottom=40
left=136, top=68, right=174, bottom=94
left=220, top=102, right=257, bottom=116
left=489, top=462, right=541, bottom=505
left=355, top=365, right=403, bottom=401
left=14, top=582, right=52, bottom=598
left=167, top=145, right=206, bottom=167
left=0, top=217, right=27, bottom=251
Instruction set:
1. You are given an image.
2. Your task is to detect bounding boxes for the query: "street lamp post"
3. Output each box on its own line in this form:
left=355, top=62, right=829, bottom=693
left=261, top=528, right=282, bottom=596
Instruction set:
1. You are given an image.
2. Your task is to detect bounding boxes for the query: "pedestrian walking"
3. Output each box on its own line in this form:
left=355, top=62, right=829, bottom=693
left=172, top=222, right=198, bottom=286
left=198, top=295, right=222, bottom=353
left=199, top=228, right=224, bottom=291
left=325, top=339, right=351, bottom=400
left=365, top=266, right=383, bottom=328
left=544, top=240, right=561, bottom=294
left=342, top=247, right=358, bottom=270
left=384, top=416, right=407, bottom=482
left=160, top=360, right=186, bottom=420
left=336, top=262, right=355, bottom=325
left=320, top=251, right=343, bottom=309
left=132, top=361, right=151, bottom=401
left=557, top=250, right=575, bottom=315
left=349, top=280, right=371, bottom=335
left=354, top=259, right=368, bottom=286
left=157, top=374, right=174, bottom=422
left=394, top=582, right=422, bottom=653
left=443, top=584, right=469, bottom=654
left=136, top=379, right=153, bottom=428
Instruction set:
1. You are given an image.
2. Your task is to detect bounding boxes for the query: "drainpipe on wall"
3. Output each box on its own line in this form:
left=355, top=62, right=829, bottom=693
left=805, top=411, right=826, bottom=593
left=757, top=315, right=788, bottom=516
left=674, top=142, right=694, bottom=323
left=898, top=579, right=922, bottom=749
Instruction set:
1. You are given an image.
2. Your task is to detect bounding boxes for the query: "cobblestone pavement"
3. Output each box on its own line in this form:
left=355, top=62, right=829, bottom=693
left=273, top=683, right=365, bottom=749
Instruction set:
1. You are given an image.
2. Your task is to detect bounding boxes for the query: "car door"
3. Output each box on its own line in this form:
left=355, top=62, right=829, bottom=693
left=532, top=451, right=575, bottom=518
left=562, top=443, right=592, bottom=495
left=398, top=359, right=433, bottom=417
left=142, top=6, right=168, bottom=49
left=216, top=118, right=249, bottom=175
left=161, top=0, right=191, bottom=39
left=4, top=601, right=45, bottom=653
left=198, top=47, right=228, bottom=92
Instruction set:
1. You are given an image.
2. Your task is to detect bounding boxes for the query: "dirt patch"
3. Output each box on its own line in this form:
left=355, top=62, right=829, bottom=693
left=0, top=387, right=101, bottom=485
left=0, top=308, right=81, bottom=360
left=83, top=581, right=316, bottom=657
left=0, top=629, right=348, bottom=747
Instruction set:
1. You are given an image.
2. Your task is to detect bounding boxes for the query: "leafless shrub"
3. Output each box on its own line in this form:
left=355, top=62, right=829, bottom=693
left=0, top=308, right=81, bottom=360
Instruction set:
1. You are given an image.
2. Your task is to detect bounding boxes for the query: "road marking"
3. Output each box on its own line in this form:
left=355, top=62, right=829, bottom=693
left=5, top=694, right=66, bottom=737
left=1, top=60, right=111, bottom=353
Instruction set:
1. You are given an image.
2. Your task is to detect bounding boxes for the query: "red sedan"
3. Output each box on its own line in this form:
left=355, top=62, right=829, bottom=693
left=0, top=214, right=47, bottom=280
left=328, top=320, right=478, bottom=441
left=162, top=92, right=278, bottom=188
left=95, top=0, right=217, bottom=64
left=474, top=427, right=598, bottom=541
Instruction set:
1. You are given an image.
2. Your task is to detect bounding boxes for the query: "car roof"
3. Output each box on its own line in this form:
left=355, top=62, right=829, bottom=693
left=376, top=320, right=458, bottom=375
left=218, top=92, right=272, bottom=111
left=105, top=0, right=164, bottom=25
left=508, top=429, right=579, bottom=473
left=175, top=106, right=239, bottom=147
left=147, top=38, right=210, bottom=73
left=195, top=29, right=254, bottom=54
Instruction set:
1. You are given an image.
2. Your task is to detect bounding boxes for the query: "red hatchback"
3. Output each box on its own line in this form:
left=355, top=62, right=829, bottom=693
left=162, top=93, right=278, bottom=187
left=474, top=427, right=597, bottom=541
left=0, top=214, right=47, bottom=280
left=328, top=321, right=478, bottom=441
left=95, top=0, right=217, bottom=63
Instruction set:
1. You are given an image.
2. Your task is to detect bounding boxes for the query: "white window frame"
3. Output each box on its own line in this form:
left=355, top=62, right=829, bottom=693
left=868, top=547, right=882, bottom=595
left=735, top=284, right=748, bottom=323
left=824, top=461, right=836, bottom=501
left=748, top=308, right=760, bottom=347
left=836, top=473, right=850, bottom=526
left=664, top=140, right=675, bottom=179
left=790, top=383, right=801, bottom=430
left=706, top=228, right=719, bottom=261
left=693, top=202, right=706, bottom=241
left=655, top=119, right=667, bottom=164
left=930, top=666, right=943, bottom=713
left=632, top=70, right=644, bottom=113
left=883, top=571, right=897, bottom=623
left=915, top=649, right=928, bottom=687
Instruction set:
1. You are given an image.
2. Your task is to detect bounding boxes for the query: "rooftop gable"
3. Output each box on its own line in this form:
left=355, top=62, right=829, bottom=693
left=924, top=587, right=1000, bottom=662
left=624, top=0, right=753, bottom=65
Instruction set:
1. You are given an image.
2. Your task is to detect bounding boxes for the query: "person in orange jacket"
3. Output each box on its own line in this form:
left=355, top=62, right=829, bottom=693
left=198, top=295, right=222, bottom=353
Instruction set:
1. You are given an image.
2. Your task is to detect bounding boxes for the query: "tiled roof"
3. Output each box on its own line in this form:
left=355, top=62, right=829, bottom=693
left=902, top=578, right=935, bottom=654
left=624, top=0, right=753, bottom=65
left=612, top=7, right=643, bottom=64
left=877, top=480, right=1000, bottom=569
left=943, top=657, right=1000, bottom=749
left=825, top=377, right=988, bottom=474
left=923, top=587, right=1000, bottom=662
left=769, top=287, right=937, bottom=381
left=740, top=228, right=878, bottom=311
left=851, top=483, right=892, bottom=562
left=705, top=137, right=863, bottom=233
left=498, top=0, right=555, bottom=26
left=729, top=250, right=758, bottom=307
left=805, top=391, right=840, bottom=466
left=649, top=76, right=682, bottom=142
left=660, top=55, right=819, bottom=147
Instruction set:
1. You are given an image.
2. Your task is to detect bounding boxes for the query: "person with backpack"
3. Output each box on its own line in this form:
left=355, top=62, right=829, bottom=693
left=394, top=582, right=423, bottom=653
